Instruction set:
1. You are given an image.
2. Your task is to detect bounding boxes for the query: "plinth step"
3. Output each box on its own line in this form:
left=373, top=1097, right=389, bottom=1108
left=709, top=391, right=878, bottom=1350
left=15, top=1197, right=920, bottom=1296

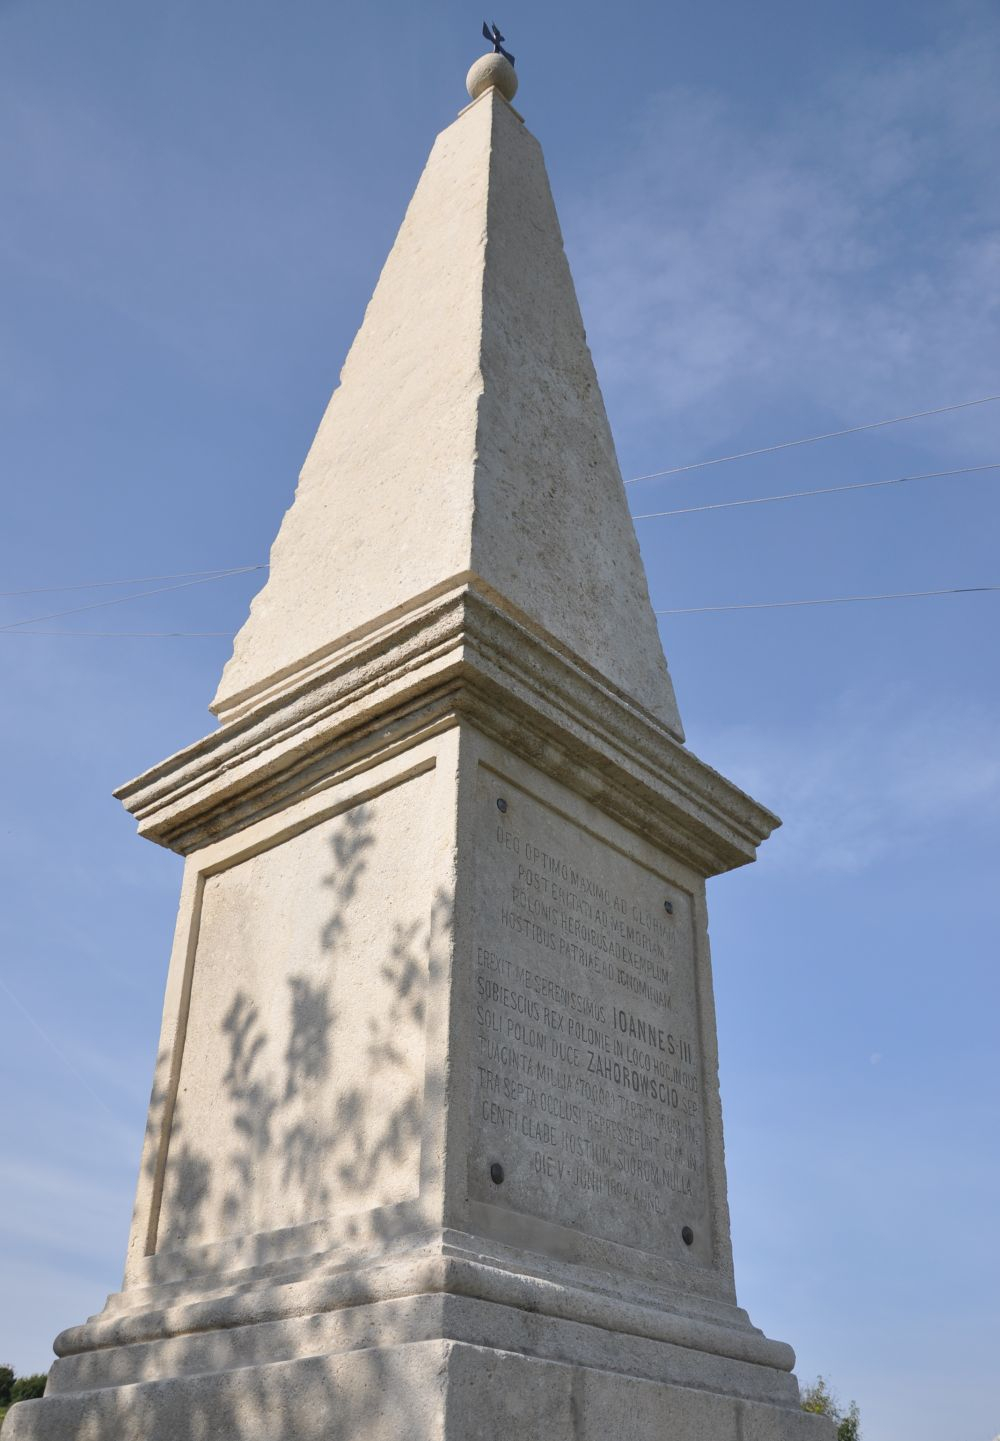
left=5, top=1340, right=835, bottom=1441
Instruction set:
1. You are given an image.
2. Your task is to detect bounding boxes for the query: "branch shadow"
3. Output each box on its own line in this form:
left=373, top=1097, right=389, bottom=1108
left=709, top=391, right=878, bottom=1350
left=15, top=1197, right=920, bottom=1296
left=25, top=798, right=453, bottom=1439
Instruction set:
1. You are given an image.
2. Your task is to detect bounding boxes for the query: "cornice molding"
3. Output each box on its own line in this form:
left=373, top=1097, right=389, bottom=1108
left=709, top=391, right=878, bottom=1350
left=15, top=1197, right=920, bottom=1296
left=116, top=583, right=778, bottom=874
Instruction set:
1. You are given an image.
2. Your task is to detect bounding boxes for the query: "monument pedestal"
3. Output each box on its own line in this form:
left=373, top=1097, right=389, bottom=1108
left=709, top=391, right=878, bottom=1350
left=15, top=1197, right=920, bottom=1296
left=6, top=54, right=834, bottom=1441
left=13, top=1346, right=830, bottom=1441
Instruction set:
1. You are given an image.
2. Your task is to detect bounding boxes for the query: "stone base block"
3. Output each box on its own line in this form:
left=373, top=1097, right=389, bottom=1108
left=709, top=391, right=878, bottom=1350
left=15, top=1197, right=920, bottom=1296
left=450, top=1343, right=836, bottom=1441
left=5, top=1339, right=835, bottom=1441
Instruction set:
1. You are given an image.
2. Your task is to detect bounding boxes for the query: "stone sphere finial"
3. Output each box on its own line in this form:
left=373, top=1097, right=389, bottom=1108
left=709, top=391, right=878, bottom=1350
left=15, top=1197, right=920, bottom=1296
left=466, top=52, right=518, bottom=103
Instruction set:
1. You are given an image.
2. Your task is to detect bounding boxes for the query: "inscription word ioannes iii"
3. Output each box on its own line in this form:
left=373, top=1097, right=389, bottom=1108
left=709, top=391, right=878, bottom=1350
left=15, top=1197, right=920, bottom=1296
left=471, top=772, right=710, bottom=1258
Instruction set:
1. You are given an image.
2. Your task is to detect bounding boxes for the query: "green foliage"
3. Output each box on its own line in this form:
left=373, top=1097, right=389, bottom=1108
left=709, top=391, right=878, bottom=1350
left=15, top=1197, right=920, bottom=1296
left=801, top=1376, right=837, bottom=1415
left=836, top=1401, right=861, bottom=1441
left=801, top=1376, right=861, bottom=1441
left=10, top=1374, right=47, bottom=1403
left=0, top=1365, right=48, bottom=1424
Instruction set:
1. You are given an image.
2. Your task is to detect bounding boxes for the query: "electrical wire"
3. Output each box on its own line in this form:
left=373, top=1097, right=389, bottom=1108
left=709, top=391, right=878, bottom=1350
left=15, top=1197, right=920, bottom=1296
left=0, top=630, right=234, bottom=637
left=0, top=566, right=268, bottom=633
left=624, top=394, right=1000, bottom=485
left=4, top=586, right=998, bottom=634
left=0, top=972, right=121, bottom=1123
left=0, top=564, right=265, bottom=598
left=656, top=586, right=1000, bottom=615
left=631, top=463, right=1000, bottom=520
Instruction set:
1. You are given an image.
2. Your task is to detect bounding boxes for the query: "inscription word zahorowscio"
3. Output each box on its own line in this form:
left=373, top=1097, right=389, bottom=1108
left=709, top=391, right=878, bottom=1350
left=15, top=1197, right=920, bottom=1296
left=473, top=805, right=707, bottom=1242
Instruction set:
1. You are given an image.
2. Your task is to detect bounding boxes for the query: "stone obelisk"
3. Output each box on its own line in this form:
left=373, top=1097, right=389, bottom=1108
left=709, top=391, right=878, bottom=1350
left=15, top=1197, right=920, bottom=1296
left=8, top=49, right=833, bottom=1441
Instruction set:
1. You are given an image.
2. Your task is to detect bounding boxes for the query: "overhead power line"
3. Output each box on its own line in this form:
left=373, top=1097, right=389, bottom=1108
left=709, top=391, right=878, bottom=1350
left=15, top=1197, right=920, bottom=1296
left=631, top=463, right=1000, bottom=520
left=0, top=630, right=234, bottom=637
left=0, top=564, right=265, bottom=598
left=624, top=394, right=1000, bottom=486
left=4, top=586, right=998, bottom=636
left=0, top=566, right=268, bottom=633
left=0, top=972, right=121, bottom=1123
left=656, top=586, right=1000, bottom=615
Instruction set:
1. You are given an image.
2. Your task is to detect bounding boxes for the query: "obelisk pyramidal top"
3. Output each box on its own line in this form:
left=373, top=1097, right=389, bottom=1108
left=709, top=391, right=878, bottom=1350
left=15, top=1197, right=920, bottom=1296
left=7, top=37, right=834, bottom=1441
left=211, top=42, right=683, bottom=739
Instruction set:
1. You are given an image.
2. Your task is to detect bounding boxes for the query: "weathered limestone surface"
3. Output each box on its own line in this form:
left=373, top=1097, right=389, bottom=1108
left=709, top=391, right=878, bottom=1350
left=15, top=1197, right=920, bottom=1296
left=210, top=86, right=683, bottom=740
left=5, top=60, right=832, bottom=1441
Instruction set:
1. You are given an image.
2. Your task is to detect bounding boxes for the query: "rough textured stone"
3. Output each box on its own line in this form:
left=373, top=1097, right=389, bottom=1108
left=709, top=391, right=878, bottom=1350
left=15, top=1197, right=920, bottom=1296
left=5, top=1341, right=832, bottom=1441
left=13, top=61, right=833, bottom=1441
left=210, top=88, right=683, bottom=740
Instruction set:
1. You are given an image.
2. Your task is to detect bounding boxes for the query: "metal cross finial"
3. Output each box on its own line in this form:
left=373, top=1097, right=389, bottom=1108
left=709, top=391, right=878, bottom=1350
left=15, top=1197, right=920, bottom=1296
left=482, top=20, right=515, bottom=67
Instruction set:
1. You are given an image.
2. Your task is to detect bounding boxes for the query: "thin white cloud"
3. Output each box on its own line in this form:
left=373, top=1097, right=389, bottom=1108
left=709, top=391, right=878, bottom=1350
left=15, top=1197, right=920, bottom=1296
left=700, top=691, right=999, bottom=873
left=0, top=1155, right=132, bottom=1258
left=567, top=16, right=1000, bottom=463
left=0, top=80, right=353, bottom=395
left=0, top=1254, right=119, bottom=1374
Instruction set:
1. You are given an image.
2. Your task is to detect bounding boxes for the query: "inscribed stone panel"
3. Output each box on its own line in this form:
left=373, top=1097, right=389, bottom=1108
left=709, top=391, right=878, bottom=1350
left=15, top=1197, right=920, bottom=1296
left=469, top=765, right=710, bottom=1260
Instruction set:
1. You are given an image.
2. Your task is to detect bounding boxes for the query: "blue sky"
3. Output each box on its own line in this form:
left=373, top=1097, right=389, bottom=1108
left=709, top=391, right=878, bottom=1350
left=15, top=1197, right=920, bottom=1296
left=1, top=2, right=998, bottom=1437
